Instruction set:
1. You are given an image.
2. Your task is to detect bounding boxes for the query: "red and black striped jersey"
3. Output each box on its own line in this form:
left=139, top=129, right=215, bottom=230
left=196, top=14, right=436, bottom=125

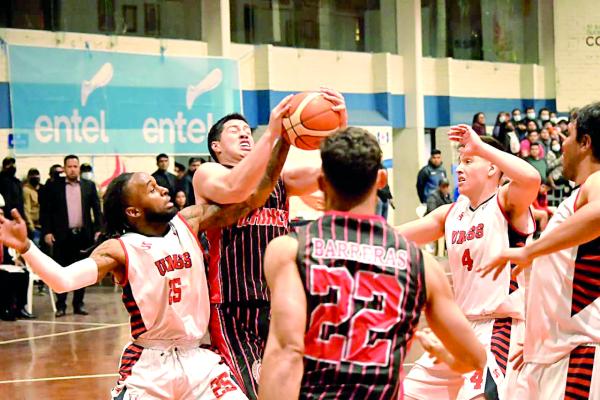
left=292, top=211, right=426, bottom=399
left=207, top=178, right=289, bottom=303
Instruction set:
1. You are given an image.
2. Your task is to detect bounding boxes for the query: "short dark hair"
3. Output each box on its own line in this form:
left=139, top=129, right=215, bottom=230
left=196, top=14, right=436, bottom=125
left=525, top=106, right=535, bottom=112
left=174, top=162, right=185, bottom=172
left=80, top=163, right=93, bottom=173
left=512, top=108, right=521, bottom=114
left=431, top=149, right=442, bottom=156
left=102, top=173, right=134, bottom=238
left=49, top=164, right=62, bottom=175
left=530, top=142, right=541, bottom=148
left=320, top=127, right=382, bottom=202
left=538, top=107, right=550, bottom=116
left=27, top=168, right=40, bottom=177
left=188, top=157, right=201, bottom=166
left=572, top=101, right=600, bottom=161
left=207, top=113, right=248, bottom=162
left=439, top=178, right=450, bottom=187
left=480, top=136, right=507, bottom=152
left=64, top=154, right=79, bottom=165
left=2, top=157, right=15, bottom=168
left=156, top=153, right=168, bottom=162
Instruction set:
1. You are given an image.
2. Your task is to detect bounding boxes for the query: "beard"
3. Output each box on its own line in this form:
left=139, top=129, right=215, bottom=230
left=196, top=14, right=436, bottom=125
left=145, top=206, right=178, bottom=224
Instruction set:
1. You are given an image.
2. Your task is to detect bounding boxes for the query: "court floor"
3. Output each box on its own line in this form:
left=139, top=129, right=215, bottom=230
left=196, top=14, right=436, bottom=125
left=0, top=270, right=440, bottom=399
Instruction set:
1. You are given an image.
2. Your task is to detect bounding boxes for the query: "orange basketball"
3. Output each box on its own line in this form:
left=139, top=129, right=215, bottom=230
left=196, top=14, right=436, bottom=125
left=282, top=92, right=343, bottom=150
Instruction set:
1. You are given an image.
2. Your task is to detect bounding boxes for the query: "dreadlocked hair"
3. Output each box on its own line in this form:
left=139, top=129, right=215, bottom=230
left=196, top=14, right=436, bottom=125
left=101, top=172, right=135, bottom=240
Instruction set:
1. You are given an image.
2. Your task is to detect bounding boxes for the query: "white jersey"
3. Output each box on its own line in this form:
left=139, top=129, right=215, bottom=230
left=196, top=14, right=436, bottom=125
left=118, top=213, right=210, bottom=341
left=445, top=193, right=534, bottom=320
left=525, top=187, right=600, bottom=364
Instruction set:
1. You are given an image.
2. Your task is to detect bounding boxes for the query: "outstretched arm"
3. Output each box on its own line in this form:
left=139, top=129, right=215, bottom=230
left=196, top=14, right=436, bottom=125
left=422, top=252, right=486, bottom=373
left=259, top=235, right=306, bottom=400
left=395, top=203, right=451, bottom=245
left=479, top=171, right=600, bottom=279
left=194, top=95, right=292, bottom=204
left=0, top=209, right=125, bottom=293
left=450, top=124, right=540, bottom=232
left=183, top=138, right=292, bottom=232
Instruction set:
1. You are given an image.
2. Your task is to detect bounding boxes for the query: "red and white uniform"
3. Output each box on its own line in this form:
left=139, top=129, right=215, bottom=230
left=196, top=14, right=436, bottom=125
left=511, top=187, right=600, bottom=399
left=405, top=193, right=534, bottom=400
left=111, top=214, right=246, bottom=400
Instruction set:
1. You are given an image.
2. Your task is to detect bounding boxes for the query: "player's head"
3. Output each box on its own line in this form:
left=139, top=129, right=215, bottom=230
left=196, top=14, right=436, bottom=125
left=319, top=127, right=385, bottom=211
left=207, top=113, right=253, bottom=165
left=564, top=102, right=600, bottom=181
left=103, top=172, right=177, bottom=236
left=456, top=136, right=506, bottom=198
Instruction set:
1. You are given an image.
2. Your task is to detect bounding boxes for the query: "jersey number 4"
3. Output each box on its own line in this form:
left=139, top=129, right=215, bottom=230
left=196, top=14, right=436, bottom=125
left=304, top=265, right=402, bottom=367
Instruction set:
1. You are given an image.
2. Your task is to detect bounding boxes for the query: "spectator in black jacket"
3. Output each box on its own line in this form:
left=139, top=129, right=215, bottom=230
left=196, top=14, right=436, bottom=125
left=0, top=157, right=24, bottom=219
left=416, top=149, right=448, bottom=204
left=151, top=153, right=176, bottom=198
left=426, top=178, right=452, bottom=215
left=40, top=155, right=102, bottom=317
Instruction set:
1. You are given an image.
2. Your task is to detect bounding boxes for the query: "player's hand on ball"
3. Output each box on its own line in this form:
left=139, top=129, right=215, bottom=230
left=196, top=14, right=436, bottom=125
left=268, top=94, right=294, bottom=138
left=320, top=87, right=348, bottom=129
left=448, top=124, right=484, bottom=157
left=0, top=209, right=31, bottom=253
left=415, top=328, right=454, bottom=366
left=477, top=247, right=533, bottom=280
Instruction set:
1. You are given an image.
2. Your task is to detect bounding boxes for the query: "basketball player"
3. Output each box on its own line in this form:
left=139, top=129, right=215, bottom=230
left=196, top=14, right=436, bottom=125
left=0, top=139, right=291, bottom=400
left=479, top=102, right=600, bottom=399
left=398, top=124, right=540, bottom=400
left=258, top=127, right=486, bottom=399
left=194, top=89, right=347, bottom=398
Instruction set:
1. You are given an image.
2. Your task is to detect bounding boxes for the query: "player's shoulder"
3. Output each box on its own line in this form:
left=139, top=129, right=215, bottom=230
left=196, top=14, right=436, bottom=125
left=577, top=170, right=600, bottom=208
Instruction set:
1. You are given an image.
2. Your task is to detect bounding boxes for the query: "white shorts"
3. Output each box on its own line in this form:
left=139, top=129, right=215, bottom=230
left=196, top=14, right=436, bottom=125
left=111, top=342, right=247, bottom=400
left=404, top=317, right=523, bottom=400
left=508, top=344, right=600, bottom=400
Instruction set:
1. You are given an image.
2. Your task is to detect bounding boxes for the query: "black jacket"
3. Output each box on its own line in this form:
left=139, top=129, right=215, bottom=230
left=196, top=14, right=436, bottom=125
left=0, top=171, right=24, bottom=218
left=416, top=162, right=447, bottom=203
left=40, top=177, right=102, bottom=243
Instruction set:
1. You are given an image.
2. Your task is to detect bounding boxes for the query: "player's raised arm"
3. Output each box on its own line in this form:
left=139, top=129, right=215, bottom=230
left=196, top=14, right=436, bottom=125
left=395, top=203, right=451, bottom=245
left=479, top=170, right=600, bottom=279
left=194, top=95, right=293, bottom=205
left=0, top=209, right=125, bottom=293
left=449, top=124, right=540, bottom=226
left=421, top=251, right=486, bottom=373
left=183, top=138, right=292, bottom=232
left=259, top=235, right=306, bottom=400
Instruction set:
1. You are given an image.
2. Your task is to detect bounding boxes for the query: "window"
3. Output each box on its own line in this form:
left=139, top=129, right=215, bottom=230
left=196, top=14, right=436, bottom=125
left=231, top=0, right=396, bottom=53
left=422, top=0, right=538, bottom=63
left=0, top=1, right=202, bottom=41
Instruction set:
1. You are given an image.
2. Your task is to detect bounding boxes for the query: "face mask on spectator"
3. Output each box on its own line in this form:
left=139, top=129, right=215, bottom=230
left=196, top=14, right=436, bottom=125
left=499, top=116, right=506, bottom=123
left=540, top=113, right=550, bottom=121
left=29, top=177, right=40, bottom=187
left=527, top=112, right=536, bottom=120
left=513, top=115, right=522, bottom=122
left=552, top=144, right=561, bottom=152
left=81, top=172, right=93, bottom=180
left=550, top=117, right=558, bottom=124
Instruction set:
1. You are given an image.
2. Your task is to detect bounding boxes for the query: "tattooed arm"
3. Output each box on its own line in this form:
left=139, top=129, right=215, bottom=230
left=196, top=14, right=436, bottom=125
left=182, top=138, right=292, bottom=233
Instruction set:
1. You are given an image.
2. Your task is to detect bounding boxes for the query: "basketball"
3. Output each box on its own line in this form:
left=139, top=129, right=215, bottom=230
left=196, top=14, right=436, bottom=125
left=282, top=92, right=343, bottom=150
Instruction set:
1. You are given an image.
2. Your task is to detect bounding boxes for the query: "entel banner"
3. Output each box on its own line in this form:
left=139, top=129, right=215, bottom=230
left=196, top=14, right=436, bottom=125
left=8, top=45, right=242, bottom=155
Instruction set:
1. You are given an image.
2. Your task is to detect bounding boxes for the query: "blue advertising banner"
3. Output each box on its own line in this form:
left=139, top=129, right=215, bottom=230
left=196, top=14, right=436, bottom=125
left=8, top=45, right=242, bottom=155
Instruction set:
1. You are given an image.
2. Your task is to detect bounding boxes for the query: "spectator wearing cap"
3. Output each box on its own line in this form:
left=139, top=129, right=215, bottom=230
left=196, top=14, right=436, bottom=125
left=425, top=178, right=452, bottom=215
left=416, top=149, right=448, bottom=204
left=0, top=157, right=24, bottom=219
